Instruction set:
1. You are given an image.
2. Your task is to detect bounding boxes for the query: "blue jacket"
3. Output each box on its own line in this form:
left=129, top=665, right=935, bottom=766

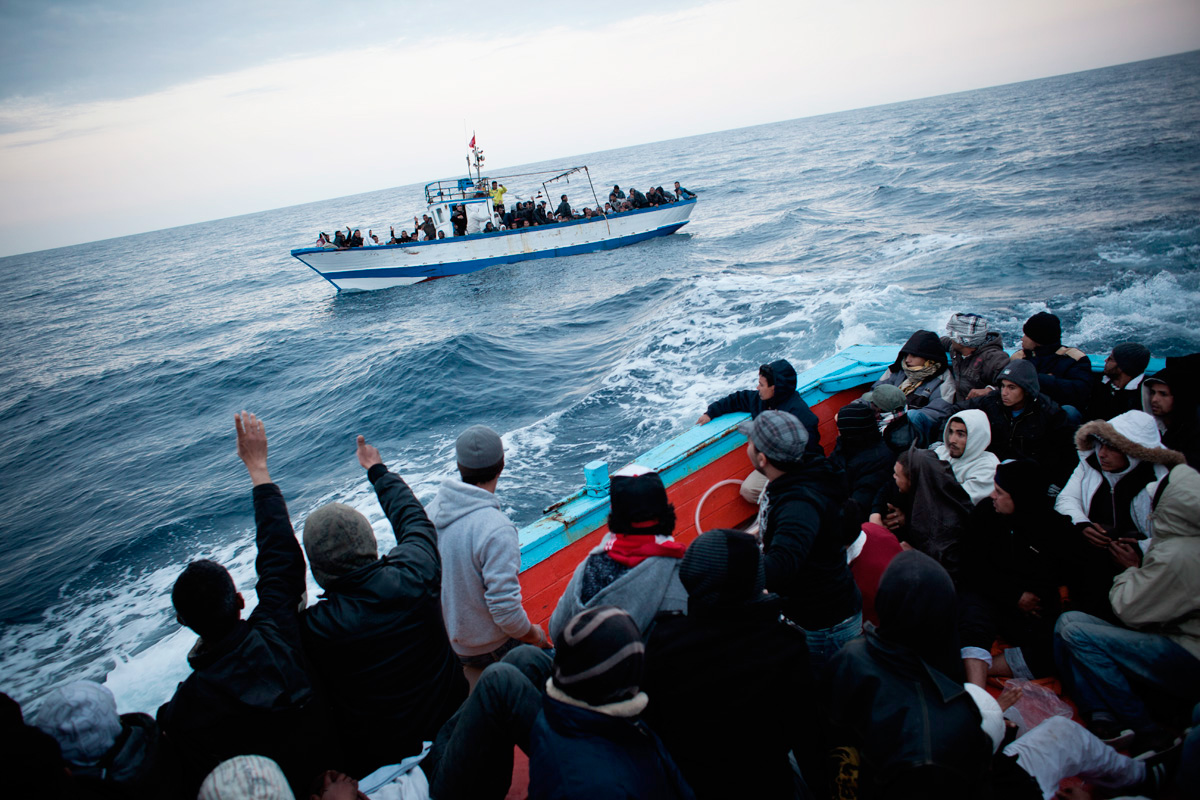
left=529, top=696, right=695, bottom=800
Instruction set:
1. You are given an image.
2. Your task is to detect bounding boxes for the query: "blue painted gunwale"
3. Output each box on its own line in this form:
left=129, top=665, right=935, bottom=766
left=515, top=344, right=1165, bottom=575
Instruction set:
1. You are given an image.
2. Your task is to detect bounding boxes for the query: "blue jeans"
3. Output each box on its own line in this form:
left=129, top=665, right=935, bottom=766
left=1053, top=611, right=1200, bottom=731
left=1062, top=405, right=1084, bottom=427
left=802, top=611, right=863, bottom=677
left=905, top=409, right=941, bottom=445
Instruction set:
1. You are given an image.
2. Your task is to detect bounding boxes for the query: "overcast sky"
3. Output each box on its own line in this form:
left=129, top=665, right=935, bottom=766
left=1, top=0, right=1198, bottom=257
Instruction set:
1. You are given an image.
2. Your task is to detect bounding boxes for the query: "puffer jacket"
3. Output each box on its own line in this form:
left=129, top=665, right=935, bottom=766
left=704, top=358, right=821, bottom=454
left=969, top=361, right=1073, bottom=484
left=873, top=331, right=955, bottom=426
left=939, top=331, right=1011, bottom=405
left=300, top=466, right=467, bottom=778
left=1055, top=411, right=1185, bottom=537
left=1110, top=465, right=1200, bottom=660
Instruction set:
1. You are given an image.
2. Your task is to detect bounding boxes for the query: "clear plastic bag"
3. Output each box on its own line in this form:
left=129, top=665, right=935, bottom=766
left=1001, top=679, right=1073, bottom=736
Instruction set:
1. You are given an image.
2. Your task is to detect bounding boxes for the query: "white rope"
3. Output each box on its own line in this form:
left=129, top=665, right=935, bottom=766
left=694, top=479, right=745, bottom=537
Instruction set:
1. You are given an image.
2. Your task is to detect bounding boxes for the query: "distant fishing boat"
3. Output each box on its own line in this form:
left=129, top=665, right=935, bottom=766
left=290, top=142, right=697, bottom=292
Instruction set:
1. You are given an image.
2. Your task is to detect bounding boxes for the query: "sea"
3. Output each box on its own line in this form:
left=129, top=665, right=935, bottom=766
left=1, top=51, right=1198, bottom=716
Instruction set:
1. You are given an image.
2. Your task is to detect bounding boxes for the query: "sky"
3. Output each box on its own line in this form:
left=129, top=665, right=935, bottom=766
left=1, top=0, right=1198, bottom=257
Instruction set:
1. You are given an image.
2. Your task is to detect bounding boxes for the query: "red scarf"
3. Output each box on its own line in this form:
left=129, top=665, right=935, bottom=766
left=604, top=532, right=686, bottom=567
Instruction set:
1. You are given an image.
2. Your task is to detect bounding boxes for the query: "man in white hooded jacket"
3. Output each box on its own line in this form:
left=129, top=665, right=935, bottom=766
left=1054, top=410, right=1184, bottom=624
left=1055, top=463, right=1200, bottom=757
left=932, top=409, right=999, bottom=505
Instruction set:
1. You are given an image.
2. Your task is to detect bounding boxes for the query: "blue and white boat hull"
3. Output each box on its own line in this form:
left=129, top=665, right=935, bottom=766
left=290, top=199, right=696, bottom=292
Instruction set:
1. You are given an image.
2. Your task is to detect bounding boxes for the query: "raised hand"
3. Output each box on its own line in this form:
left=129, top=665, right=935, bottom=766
left=235, top=411, right=272, bottom=486
left=356, top=435, right=383, bottom=471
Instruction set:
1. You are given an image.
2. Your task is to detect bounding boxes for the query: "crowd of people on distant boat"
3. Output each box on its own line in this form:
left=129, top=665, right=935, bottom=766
left=6, top=310, right=1199, bottom=799
left=312, top=179, right=696, bottom=248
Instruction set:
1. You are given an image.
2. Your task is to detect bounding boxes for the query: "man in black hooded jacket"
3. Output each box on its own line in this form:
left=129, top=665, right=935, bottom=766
left=969, top=359, right=1073, bottom=485
left=697, top=358, right=821, bottom=503
left=157, top=412, right=328, bottom=798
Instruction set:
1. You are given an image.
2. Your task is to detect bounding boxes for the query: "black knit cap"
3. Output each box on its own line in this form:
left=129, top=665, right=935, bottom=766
left=679, top=529, right=765, bottom=610
left=836, top=401, right=881, bottom=444
left=1023, top=312, right=1062, bottom=347
left=993, top=460, right=1049, bottom=513
left=552, top=606, right=644, bottom=706
left=608, top=471, right=675, bottom=537
left=1111, top=343, right=1150, bottom=378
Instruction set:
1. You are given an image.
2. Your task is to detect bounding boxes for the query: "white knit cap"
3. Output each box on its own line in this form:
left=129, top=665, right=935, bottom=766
left=199, top=755, right=292, bottom=800
left=32, top=680, right=122, bottom=765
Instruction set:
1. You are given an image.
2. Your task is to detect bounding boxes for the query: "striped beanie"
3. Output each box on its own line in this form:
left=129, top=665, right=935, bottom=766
left=679, top=529, right=765, bottom=609
left=945, top=313, right=989, bottom=348
left=199, top=755, right=292, bottom=800
left=551, top=606, right=644, bottom=706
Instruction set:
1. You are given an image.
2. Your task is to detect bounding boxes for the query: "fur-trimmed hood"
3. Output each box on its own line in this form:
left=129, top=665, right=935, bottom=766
left=1074, top=410, right=1186, bottom=468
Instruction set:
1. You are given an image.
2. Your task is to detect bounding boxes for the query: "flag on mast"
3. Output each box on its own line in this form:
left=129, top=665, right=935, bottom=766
left=469, top=133, right=476, bottom=148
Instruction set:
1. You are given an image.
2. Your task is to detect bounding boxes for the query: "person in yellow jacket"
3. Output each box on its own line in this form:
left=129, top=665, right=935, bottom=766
left=1053, top=463, right=1200, bottom=756
left=489, top=181, right=507, bottom=214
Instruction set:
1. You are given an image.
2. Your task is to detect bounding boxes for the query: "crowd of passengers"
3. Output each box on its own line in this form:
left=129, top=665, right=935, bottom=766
left=314, top=181, right=697, bottom=247
left=7, top=311, right=1200, bottom=799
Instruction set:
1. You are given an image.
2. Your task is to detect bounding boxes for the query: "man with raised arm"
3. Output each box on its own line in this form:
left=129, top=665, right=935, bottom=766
left=299, top=434, right=467, bottom=778
left=157, top=412, right=327, bottom=799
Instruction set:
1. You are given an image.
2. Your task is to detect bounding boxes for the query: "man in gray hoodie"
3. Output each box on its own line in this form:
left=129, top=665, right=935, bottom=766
left=428, top=425, right=549, bottom=689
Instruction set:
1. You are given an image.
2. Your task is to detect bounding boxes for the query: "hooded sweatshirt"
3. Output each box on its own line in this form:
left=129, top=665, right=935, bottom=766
left=1055, top=411, right=1186, bottom=537
left=704, top=358, right=821, bottom=454
left=932, top=410, right=999, bottom=505
left=1109, top=465, right=1200, bottom=660
left=427, top=478, right=532, bottom=656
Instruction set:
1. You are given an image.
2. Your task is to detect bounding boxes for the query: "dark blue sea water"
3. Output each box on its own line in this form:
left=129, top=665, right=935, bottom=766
left=2, top=51, right=1198, bottom=712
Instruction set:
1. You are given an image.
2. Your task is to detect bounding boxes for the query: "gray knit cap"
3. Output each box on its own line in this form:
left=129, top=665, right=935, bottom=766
left=303, top=503, right=377, bottom=589
left=997, top=358, right=1040, bottom=397
left=456, top=425, right=504, bottom=470
left=199, top=755, right=292, bottom=800
left=32, top=681, right=121, bottom=766
left=946, top=313, right=989, bottom=348
left=862, top=383, right=906, bottom=413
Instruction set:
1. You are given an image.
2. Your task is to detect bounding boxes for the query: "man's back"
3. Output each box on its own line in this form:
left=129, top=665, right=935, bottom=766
left=760, top=457, right=859, bottom=630
left=157, top=482, right=324, bottom=797
left=643, top=598, right=811, bottom=799
left=428, top=477, right=532, bottom=656
left=300, top=467, right=466, bottom=777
